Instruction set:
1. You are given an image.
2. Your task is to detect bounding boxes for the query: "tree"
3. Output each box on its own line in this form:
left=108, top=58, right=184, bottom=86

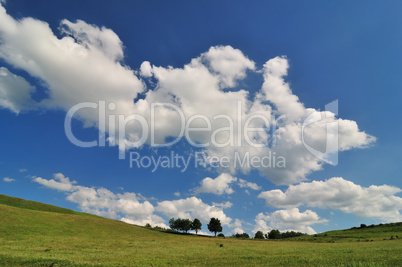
left=254, top=231, right=264, bottom=239
left=268, top=229, right=281, bottom=239
left=169, top=218, right=192, bottom=233
left=169, top=218, right=177, bottom=231
left=191, top=218, right=202, bottom=235
left=179, top=219, right=192, bottom=233
left=207, top=217, right=222, bottom=236
left=233, top=233, right=250, bottom=239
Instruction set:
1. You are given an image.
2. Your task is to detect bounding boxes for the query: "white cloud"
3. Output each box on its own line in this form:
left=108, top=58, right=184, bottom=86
left=238, top=178, right=261, bottom=191
left=18, top=169, right=27, bottom=173
left=120, top=216, right=167, bottom=228
left=0, top=5, right=144, bottom=128
left=60, top=19, right=124, bottom=62
left=212, top=201, right=233, bottom=209
left=174, top=191, right=180, bottom=197
left=3, top=177, right=14, bottom=182
left=0, top=4, right=375, bottom=185
left=31, top=173, right=165, bottom=227
left=194, top=173, right=237, bottom=195
left=228, top=218, right=244, bottom=235
left=31, top=173, right=239, bottom=230
left=201, top=45, right=255, bottom=88
left=0, top=67, right=36, bottom=113
left=33, top=173, right=77, bottom=191
left=140, top=61, right=153, bottom=77
left=258, top=177, right=402, bottom=221
left=156, top=196, right=232, bottom=226
left=253, top=208, right=327, bottom=235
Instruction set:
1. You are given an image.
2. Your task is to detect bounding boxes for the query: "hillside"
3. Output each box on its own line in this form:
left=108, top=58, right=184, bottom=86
left=0, top=194, right=401, bottom=266
left=292, top=222, right=402, bottom=243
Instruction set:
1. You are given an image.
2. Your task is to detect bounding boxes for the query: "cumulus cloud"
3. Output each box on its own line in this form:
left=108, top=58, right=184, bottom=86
left=0, top=4, right=144, bottom=126
left=3, top=177, right=14, bottom=182
left=200, top=45, right=255, bottom=88
left=31, top=173, right=240, bottom=230
left=194, top=173, right=237, bottom=195
left=212, top=201, right=233, bottom=209
left=0, top=67, right=36, bottom=113
left=258, top=177, right=402, bottom=221
left=0, top=4, right=375, bottom=185
left=228, top=218, right=244, bottom=235
left=33, top=173, right=77, bottom=191
left=253, top=208, right=327, bottom=235
left=31, top=173, right=166, bottom=227
left=238, top=178, right=261, bottom=191
left=156, top=196, right=232, bottom=226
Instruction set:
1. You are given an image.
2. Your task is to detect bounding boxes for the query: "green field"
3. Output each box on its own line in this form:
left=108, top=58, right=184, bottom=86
left=0, top=194, right=401, bottom=266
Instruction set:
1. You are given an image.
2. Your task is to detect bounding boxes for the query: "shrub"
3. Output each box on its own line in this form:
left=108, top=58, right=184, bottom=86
left=254, top=231, right=265, bottom=239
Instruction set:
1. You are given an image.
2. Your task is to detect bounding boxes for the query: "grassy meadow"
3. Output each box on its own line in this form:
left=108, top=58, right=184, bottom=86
left=0, top=194, right=401, bottom=266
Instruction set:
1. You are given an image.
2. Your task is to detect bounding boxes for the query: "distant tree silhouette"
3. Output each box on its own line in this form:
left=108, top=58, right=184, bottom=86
left=191, top=218, right=202, bottom=235
left=169, top=218, right=177, bottom=231
left=233, top=233, right=250, bottom=239
left=208, top=218, right=222, bottom=236
left=179, top=219, right=192, bottom=233
left=268, top=229, right=281, bottom=239
left=254, top=231, right=264, bottom=239
left=169, top=218, right=192, bottom=233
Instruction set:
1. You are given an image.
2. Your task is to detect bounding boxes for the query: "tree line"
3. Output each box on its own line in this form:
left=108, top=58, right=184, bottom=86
left=169, top=217, right=223, bottom=236
left=253, top=229, right=306, bottom=239
left=156, top=217, right=306, bottom=239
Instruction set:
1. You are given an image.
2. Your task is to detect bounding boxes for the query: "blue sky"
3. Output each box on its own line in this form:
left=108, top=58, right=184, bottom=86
left=1, top=0, right=402, bottom=235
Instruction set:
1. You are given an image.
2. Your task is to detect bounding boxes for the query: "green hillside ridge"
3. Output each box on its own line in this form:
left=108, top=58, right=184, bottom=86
left=0, top=194, right=401, bottom=266
left=0, top=194, right=87, bottom=215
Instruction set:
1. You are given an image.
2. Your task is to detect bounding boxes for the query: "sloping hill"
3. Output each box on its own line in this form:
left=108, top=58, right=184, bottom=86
left=292, top=222, right=402, bottom=243
left=0, top=194, right=401, bottom=266
left=0, top=194, right=84, bottom=215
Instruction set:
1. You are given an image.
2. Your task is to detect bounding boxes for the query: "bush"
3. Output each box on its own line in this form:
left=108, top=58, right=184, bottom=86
left=254, top=231, right=265, bottom=239
left=217, top=233, right=225, bottom=237
left=267, top=229, right=306, bottom=239
left=233, top=233, right=250, bottom=239
left=268, top=230, right=281, bottom=239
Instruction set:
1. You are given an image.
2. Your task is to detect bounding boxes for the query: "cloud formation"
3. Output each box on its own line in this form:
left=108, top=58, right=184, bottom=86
left=0, top=4, right=375, bottom=185
left=238, top=178, right=261, bottom=191
left=3, top=177, right=14, bottom=182
left=253, top=208, right=327, bottom=235
left=32, top=173, right=166, bottom=227
left=258, top=177, right=402, bottom=221
left=156, top=196, right=233, bottom=226
left=195, top=173, right=237, bottom=195
left=32, top=173, right=238, bottom=230
left=0, top=67, right=36, bottom=113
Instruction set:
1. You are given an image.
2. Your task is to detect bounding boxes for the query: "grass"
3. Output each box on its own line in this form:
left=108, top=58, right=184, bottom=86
left=0, top=194, right=401, bottom=266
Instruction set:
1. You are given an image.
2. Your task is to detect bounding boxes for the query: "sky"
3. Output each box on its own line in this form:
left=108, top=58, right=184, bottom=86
left=1, top=0, right=402, bottom=236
